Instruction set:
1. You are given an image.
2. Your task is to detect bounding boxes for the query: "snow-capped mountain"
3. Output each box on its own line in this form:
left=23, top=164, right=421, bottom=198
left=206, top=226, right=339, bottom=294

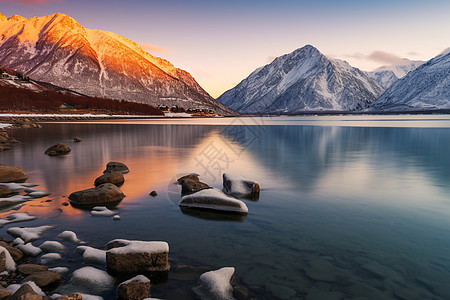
left=370, top=52, right=450, bottom=111
left=0, top=12, right=234, bottom=115
left=368, top=59, right=424, bottom=89
left=217, top=45, right=383, bottom=114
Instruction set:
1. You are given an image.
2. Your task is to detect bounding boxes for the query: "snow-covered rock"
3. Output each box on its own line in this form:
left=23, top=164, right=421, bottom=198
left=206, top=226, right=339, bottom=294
left=0, top=12, right=234, bottom=115
left=193, top=267, right=235, bottom=300
left=370, top=52, right=450, bottom=111
left=90, top=206, right=117, bottom=217
left=7, top=225, right=54, bottom=242
left=76, top=246, right=106, bottom=264
left=6, top=281, right=45, bottom=297
left=117, top=275, right=150, bottom=300
left=217, top=44, right=383, bottom=113
left=39, top=241, right=66, bottom=253
left=0, top=246, right=16, bottom=272
left=40, top=253, right=63, bottom=264
left=57, top=230, right=83, bottom=243
left=179, top=188, right=248, bottom=213
left=222, top=173, right=260, bottom=199
left=0, top=212, right=36, bottom=228
left=16, top=243, right=42, bottom=257
left=49, top=267, right=69, bottom=274
left=106, top=239, right=169, bottom=273
left=71, top=266, right=115, bottom=290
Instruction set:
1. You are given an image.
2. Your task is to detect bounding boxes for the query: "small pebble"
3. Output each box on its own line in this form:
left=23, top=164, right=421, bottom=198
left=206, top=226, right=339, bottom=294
left=149, top=191, right=157, bottom=197
left=113, top=215, right=121, bottom=221
left=61, top=202, right=69, bottom=206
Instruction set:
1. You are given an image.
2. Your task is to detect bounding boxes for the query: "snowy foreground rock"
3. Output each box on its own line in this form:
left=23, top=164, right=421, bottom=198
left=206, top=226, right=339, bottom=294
left=222, top=173, right=260, bottom=200
left=179, top=188, right=248, bottom=214
left=193, top=267, right=235, bottom=300
left=106, top=239, right=169, bottom=273
left=117, top=275, right=150, bottom=300
left=69, top=183, right=125, bottom=206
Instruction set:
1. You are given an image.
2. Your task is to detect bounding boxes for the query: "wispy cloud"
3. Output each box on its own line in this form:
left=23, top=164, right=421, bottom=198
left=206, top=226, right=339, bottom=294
left=139, top=43, right=172, bottom=54
left=0, top=0, right=61, bottom=8
left=344, top=50, right=407, bottom=65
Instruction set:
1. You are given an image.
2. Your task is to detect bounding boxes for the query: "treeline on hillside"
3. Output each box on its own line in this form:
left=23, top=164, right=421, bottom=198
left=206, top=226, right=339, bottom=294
left=0, top=85, right=164, bottom=115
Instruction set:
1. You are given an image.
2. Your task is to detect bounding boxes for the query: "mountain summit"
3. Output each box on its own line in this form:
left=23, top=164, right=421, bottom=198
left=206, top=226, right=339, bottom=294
left=217, top=45, right=383, bottom=114
left=0, top=12, right=234, bottom=115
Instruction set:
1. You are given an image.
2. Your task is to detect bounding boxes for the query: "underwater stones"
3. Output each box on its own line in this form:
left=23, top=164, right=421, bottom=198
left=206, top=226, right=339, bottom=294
left=44, top=143, right=71, bottom=156
left=222, top=173, right=260, bottom=200
left=106, top=239, right=169, bottom=274
left=69, top=183, right=125, bottom=206
left=0, top=165, right=27, bottom=183
left=103, top=162, right=129, bottom=174
left=117, top=275, right=150, bottom=300
left=94, top=172, right=125, bottom=187
left=179, top=188, right=248, bottom=214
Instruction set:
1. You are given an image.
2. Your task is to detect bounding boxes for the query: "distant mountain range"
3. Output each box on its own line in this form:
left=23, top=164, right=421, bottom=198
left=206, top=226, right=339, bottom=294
left=368, top=60, right=424, bottom=89
left=0, top=12, right=234, bottom=115
left=369, top=51, right=450, bottom=111
left=218, top=45, right=449, bottom=114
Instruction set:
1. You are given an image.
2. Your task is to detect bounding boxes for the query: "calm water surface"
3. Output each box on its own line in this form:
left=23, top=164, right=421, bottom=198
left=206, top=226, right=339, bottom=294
left=2, top=115, right=450, bottom=299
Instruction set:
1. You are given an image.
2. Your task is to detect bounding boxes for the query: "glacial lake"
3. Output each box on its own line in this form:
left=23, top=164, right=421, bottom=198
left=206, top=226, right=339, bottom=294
left=2, top=115, right=450, bottom=299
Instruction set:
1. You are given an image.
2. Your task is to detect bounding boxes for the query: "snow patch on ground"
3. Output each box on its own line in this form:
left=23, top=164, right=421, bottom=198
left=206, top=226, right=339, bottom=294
left=7, top=225, right=54, bottom=242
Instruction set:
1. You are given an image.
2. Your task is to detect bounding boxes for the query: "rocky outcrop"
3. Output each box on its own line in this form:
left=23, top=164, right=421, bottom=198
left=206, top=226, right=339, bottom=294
left=44, top=143, right=71, bottom=156
left=222, top=173, right=260, bottom=200
left=103, top=162, right=129, bottom=174
left=179, top=188, right=248, bottom=214
left=177, top=174, right=211, bottom=195
left=117, top=275, right=150, bottom=300
left=106, top=239, right=169, bottom=274
left=0, top=165, right=27, bottom=183
left=69, top=183, right=125, bottom=206
left=94, top=172, right=125, bottom=187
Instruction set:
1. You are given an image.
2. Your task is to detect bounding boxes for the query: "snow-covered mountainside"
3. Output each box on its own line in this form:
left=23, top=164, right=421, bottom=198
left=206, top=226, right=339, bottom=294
left=369, top=52, right=450, bottom=111
left=0, top=12, right=234, bottom=115
left=217, top=45, right=383, bottom=114
left=368, top=60, right=424, bottom=89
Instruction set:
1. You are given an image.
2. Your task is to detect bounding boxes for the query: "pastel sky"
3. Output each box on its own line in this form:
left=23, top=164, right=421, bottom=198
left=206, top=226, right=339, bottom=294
left=1, top=0, right=449, bottom=97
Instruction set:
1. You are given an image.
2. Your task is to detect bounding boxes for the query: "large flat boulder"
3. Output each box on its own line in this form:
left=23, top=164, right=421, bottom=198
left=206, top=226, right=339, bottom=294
left=106, top=239, right=169, bottom=274
left=44, top=143, right=71, bottom=156
left=0, top=165, right=27, bottom=183
left=103, top=162, right=129, bottom=174
left=94, top=172, right=125, bottom=187
left=179, top=188, right=248, bottom=214
left=69, top=183, right=125, bottom=206
left=223, top=173, right=260, bottom=200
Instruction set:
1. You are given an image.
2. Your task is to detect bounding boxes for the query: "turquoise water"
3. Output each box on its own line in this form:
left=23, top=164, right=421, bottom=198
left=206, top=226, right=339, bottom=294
left=1, top=116, right=450, bottom=299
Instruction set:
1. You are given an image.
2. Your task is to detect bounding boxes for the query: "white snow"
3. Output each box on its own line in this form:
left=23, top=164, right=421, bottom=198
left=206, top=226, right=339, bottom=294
left=12, top=237, right=25, bottom=245
left=25, top=188, right=50, bottom=198
left=80, top=294, right=104, bottom=300
left=194, top=267, right=235, bottom=300
left=119, top=275, right=150, bottom=286
left=17, top=243, right=42, bottom=257
left=76, top=246, right=106, bottom=264
left=0, top=246, right=16, bottom=272
left=222, top=173, right=259, bottom=197
left=7, top=225, right=54, bottom=242
left=39, top=241, right=66, bottom=253
left=0, top=195, right=31, bottom=207
left=49, top=267, right=69, bottom=274
left=164, top=112, right=192, bottom=118
left=0, top=123, right=11, bottom=129
left=113, top=215, right=121, bottom=220
left=179, top=188, right=248, bottom=213
left=71, top=266, right=115, bottom=289
left=90, top=206, right=117, bottom=217
left=0, top=212, right=36, bottom=227
left=40, top=253, right=63, bottom=264
left=57, top=230, right=82, bottom=243
left=107, top=239, right=169, bottom=255
left=7, top=281, right=45, bottom=296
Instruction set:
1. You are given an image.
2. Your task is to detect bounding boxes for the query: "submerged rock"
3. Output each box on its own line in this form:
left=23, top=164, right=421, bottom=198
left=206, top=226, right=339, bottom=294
left=222, top=173, right=260, bottom=200
left=117, top=275, right=150, bottom=300
left=69, top=183, right=125, bottom=206
left=0, top=165, right=28, bottom=183
left=44, top=143, right=71, bottom=156
left=94, top=172, right=125, bottom=187
left=103, top=162, right=129, bottom=174
left=106, top=239, right=169, bottom=274
left=73, top=137, right=82, bottom=143
left=179, top=188, right=248, bottom=214
left=177, top=174, right=211, bottom=195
